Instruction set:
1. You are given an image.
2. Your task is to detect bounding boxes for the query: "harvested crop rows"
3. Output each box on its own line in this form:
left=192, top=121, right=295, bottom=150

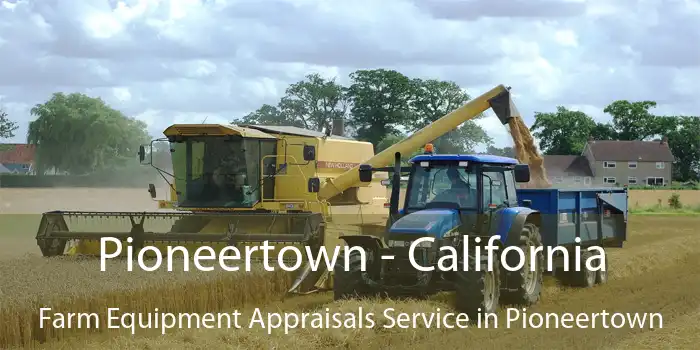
left=2, top=189, right=699, bottom=349
left=0, top=189, right=291, bottom=348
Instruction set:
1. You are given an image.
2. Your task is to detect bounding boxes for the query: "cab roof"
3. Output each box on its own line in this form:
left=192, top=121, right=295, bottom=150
left=409, top=154, right=518, bottom=165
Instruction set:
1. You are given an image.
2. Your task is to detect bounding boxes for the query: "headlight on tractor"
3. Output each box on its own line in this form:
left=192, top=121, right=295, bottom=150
left=387, top=239, right=432, bottom=248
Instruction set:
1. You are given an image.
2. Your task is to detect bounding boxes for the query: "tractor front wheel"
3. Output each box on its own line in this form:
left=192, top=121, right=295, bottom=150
left=455, top=248, right=501, bottom=320
left=570, top=249, right=597, bottom=287
left=333, top=247, right=377, bottom=300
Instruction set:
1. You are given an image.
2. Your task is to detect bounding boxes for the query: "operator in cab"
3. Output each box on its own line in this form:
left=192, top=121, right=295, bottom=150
left=203, top=151, right=248, bottom=206
left=434, top=167, right=476, bottom=207
left=447, top=167, right=469, bottom=189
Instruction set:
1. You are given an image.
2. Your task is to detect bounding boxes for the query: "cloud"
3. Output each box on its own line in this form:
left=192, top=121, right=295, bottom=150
left=412, top=0, right=588, bottom=20
left=0, top=0, right=697, bottom=152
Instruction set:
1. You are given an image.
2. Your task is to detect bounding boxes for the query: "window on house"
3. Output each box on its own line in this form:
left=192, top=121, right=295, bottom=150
left=628, top=176, right=637, bottom=185
left=656, top=162, right=665, bottom=169
left=646, top=177, right=664, bottom=186
left=628, top=161, right=637, bottom=169
left=552, top=176, right=564, bottom=183
left=604, top=161, right=616, bottom=168
left=574, top=176, right=582, bottom=183
left=603, top=177, right=616, bottom=184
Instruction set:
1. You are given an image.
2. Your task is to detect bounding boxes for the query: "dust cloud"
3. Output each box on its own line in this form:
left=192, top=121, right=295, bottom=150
left=508, top=117, right=551, bottom=188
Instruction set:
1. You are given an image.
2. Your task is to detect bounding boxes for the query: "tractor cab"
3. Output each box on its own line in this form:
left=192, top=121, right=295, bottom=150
left=365, top=144, right=531, bottom=244
left=402, top=152, right=529, bottom=214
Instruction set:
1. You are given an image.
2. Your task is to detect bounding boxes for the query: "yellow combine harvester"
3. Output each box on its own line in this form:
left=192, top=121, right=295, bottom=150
left=35, top=84, right=520, bottom=293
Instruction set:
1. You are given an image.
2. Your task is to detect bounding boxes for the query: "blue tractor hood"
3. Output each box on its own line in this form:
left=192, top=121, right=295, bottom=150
left=388, top=209, right=460, bottom=239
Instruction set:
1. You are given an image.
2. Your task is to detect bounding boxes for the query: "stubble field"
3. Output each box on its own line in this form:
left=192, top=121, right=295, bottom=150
left=1, top=188, right=699, bottom=349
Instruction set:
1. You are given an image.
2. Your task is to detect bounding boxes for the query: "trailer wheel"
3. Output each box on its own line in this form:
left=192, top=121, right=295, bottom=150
left=333, top=247, right=377, bottom=300
left=455, top=248, right=500, bottom=320
left=595, top=249, right=608, bottom=285
left=501, top=223, right=544, bottom=306
left=571, top=249, right=596, bottom=288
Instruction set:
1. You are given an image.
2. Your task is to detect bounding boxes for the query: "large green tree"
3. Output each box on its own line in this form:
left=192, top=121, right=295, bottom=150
left=407, top=79, right=492, bottom=153
left=0, top=109, right=18, bottom=139
left=530, top=106, right=599, bottom=155
left=485, top=146, right=515, bottom=158
left=27, top=92, right=150, bottom=175
left=664, top=116, right=700, bottom=181
left=239, top=73, right=349, bottom=132
left=345, top=69, right=415, bottom=146
left=603, top=100, right=661, bottom=140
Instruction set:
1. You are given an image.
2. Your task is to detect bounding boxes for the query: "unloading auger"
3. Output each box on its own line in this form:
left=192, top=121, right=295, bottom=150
left=35, top=84, right=520, bottom=294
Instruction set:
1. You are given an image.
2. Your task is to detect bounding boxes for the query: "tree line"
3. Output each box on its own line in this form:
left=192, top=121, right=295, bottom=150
left=0, top=68, right=697, bottom=181
left=531, top=102, right=700, bottom=181
left=240, top=69, right=497, bottom=157
left=0, top=93, right=154, bottom=176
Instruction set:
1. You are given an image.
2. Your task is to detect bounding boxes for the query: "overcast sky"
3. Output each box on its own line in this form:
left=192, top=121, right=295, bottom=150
left=0, top=0, right=698, bottom=151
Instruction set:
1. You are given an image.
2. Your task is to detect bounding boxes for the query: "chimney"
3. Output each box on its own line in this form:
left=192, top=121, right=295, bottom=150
left=661, top=136, right=668, bottom=145
left=331, top=118, right=344, bottom=136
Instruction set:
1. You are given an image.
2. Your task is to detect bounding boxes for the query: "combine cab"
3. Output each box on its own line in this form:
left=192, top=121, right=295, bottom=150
left=35, top=84, right=523, bottom=294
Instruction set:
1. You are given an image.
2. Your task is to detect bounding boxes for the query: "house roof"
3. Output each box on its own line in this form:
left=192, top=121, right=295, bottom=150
left=3, top=163, right=30, bottom=173
left=543, top=155, right=593, bottom=177
left=585, top=140, right=674, bottom=162
left=0, top=144, right=35, bottom=163
left=0, top=163, right=10, bottom=173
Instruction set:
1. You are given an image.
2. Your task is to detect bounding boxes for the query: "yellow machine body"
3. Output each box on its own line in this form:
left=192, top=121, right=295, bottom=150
left=36, top=84, right=521, bottom=293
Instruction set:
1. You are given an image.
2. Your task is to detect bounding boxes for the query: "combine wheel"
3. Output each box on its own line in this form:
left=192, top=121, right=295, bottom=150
left=455, top=247, right=500, bottom=320
left=595, top=249, right=609, bottom=285
left=570, top=249, right=596, bottom=288
left=501, top=223, right=544, bottom=306
left=333, top=247, right=378, bottom=300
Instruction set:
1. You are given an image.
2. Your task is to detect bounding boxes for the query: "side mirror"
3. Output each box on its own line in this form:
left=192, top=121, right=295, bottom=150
left=307, top=177, right=320, bottom=192
left=514, top=164, right=530, bottom=183
left=303, top=145, right=316, bottom=161
left=138, top=145, right=146, bottom=163
left=359, top=164, right=373, bottom=182
left=148, top=183, right=157, bottom=198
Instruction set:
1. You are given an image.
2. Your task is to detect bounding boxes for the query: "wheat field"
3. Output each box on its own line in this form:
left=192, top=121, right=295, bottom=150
left=628, top=189, right=700, bottom=208
left=1, top=188, right=699, bottom=349
left=0, top=188, right=292, bottom=348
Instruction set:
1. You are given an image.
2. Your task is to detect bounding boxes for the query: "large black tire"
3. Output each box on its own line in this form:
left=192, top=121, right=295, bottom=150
left=455, top=247, right=501, bottom=320
left=570, top=249, right=597, bottom=287
left=333, top=247, right=377, bottom=300
left=501, top=223, right=544, bottom=306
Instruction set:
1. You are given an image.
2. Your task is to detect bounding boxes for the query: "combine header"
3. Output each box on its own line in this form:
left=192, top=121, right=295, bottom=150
left=36, top=84, right=522, bottom=294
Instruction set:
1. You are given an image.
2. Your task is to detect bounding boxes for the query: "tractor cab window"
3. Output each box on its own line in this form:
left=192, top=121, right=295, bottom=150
left=482, top=170, right=508, bottom=209
left=406, top=162, right=478, bottom=210
left=169, top=136, right=275, bottom=208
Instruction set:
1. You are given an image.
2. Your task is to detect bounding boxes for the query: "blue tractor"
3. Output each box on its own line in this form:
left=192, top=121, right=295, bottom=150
left=333, top=146, right=544, bottom=319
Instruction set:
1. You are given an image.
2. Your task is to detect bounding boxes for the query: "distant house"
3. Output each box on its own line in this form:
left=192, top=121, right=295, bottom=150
left=0, top=144, right=35, bottom=175
left=543, top=155, right=594, bottom=187
left=544, top=138, right=675, bottom=187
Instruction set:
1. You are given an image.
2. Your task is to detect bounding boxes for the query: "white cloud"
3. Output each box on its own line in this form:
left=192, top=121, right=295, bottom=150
left=0, top=0, right=697, bottom=154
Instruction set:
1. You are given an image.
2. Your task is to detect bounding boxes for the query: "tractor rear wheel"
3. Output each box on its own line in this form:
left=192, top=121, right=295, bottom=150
left=455, top=247, right=500, bottom=320
left=595, top=249, right=608, bottom=284
left=501, top=223, right=544, bottom=306
left=333, top=248, right=377, bottom=300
